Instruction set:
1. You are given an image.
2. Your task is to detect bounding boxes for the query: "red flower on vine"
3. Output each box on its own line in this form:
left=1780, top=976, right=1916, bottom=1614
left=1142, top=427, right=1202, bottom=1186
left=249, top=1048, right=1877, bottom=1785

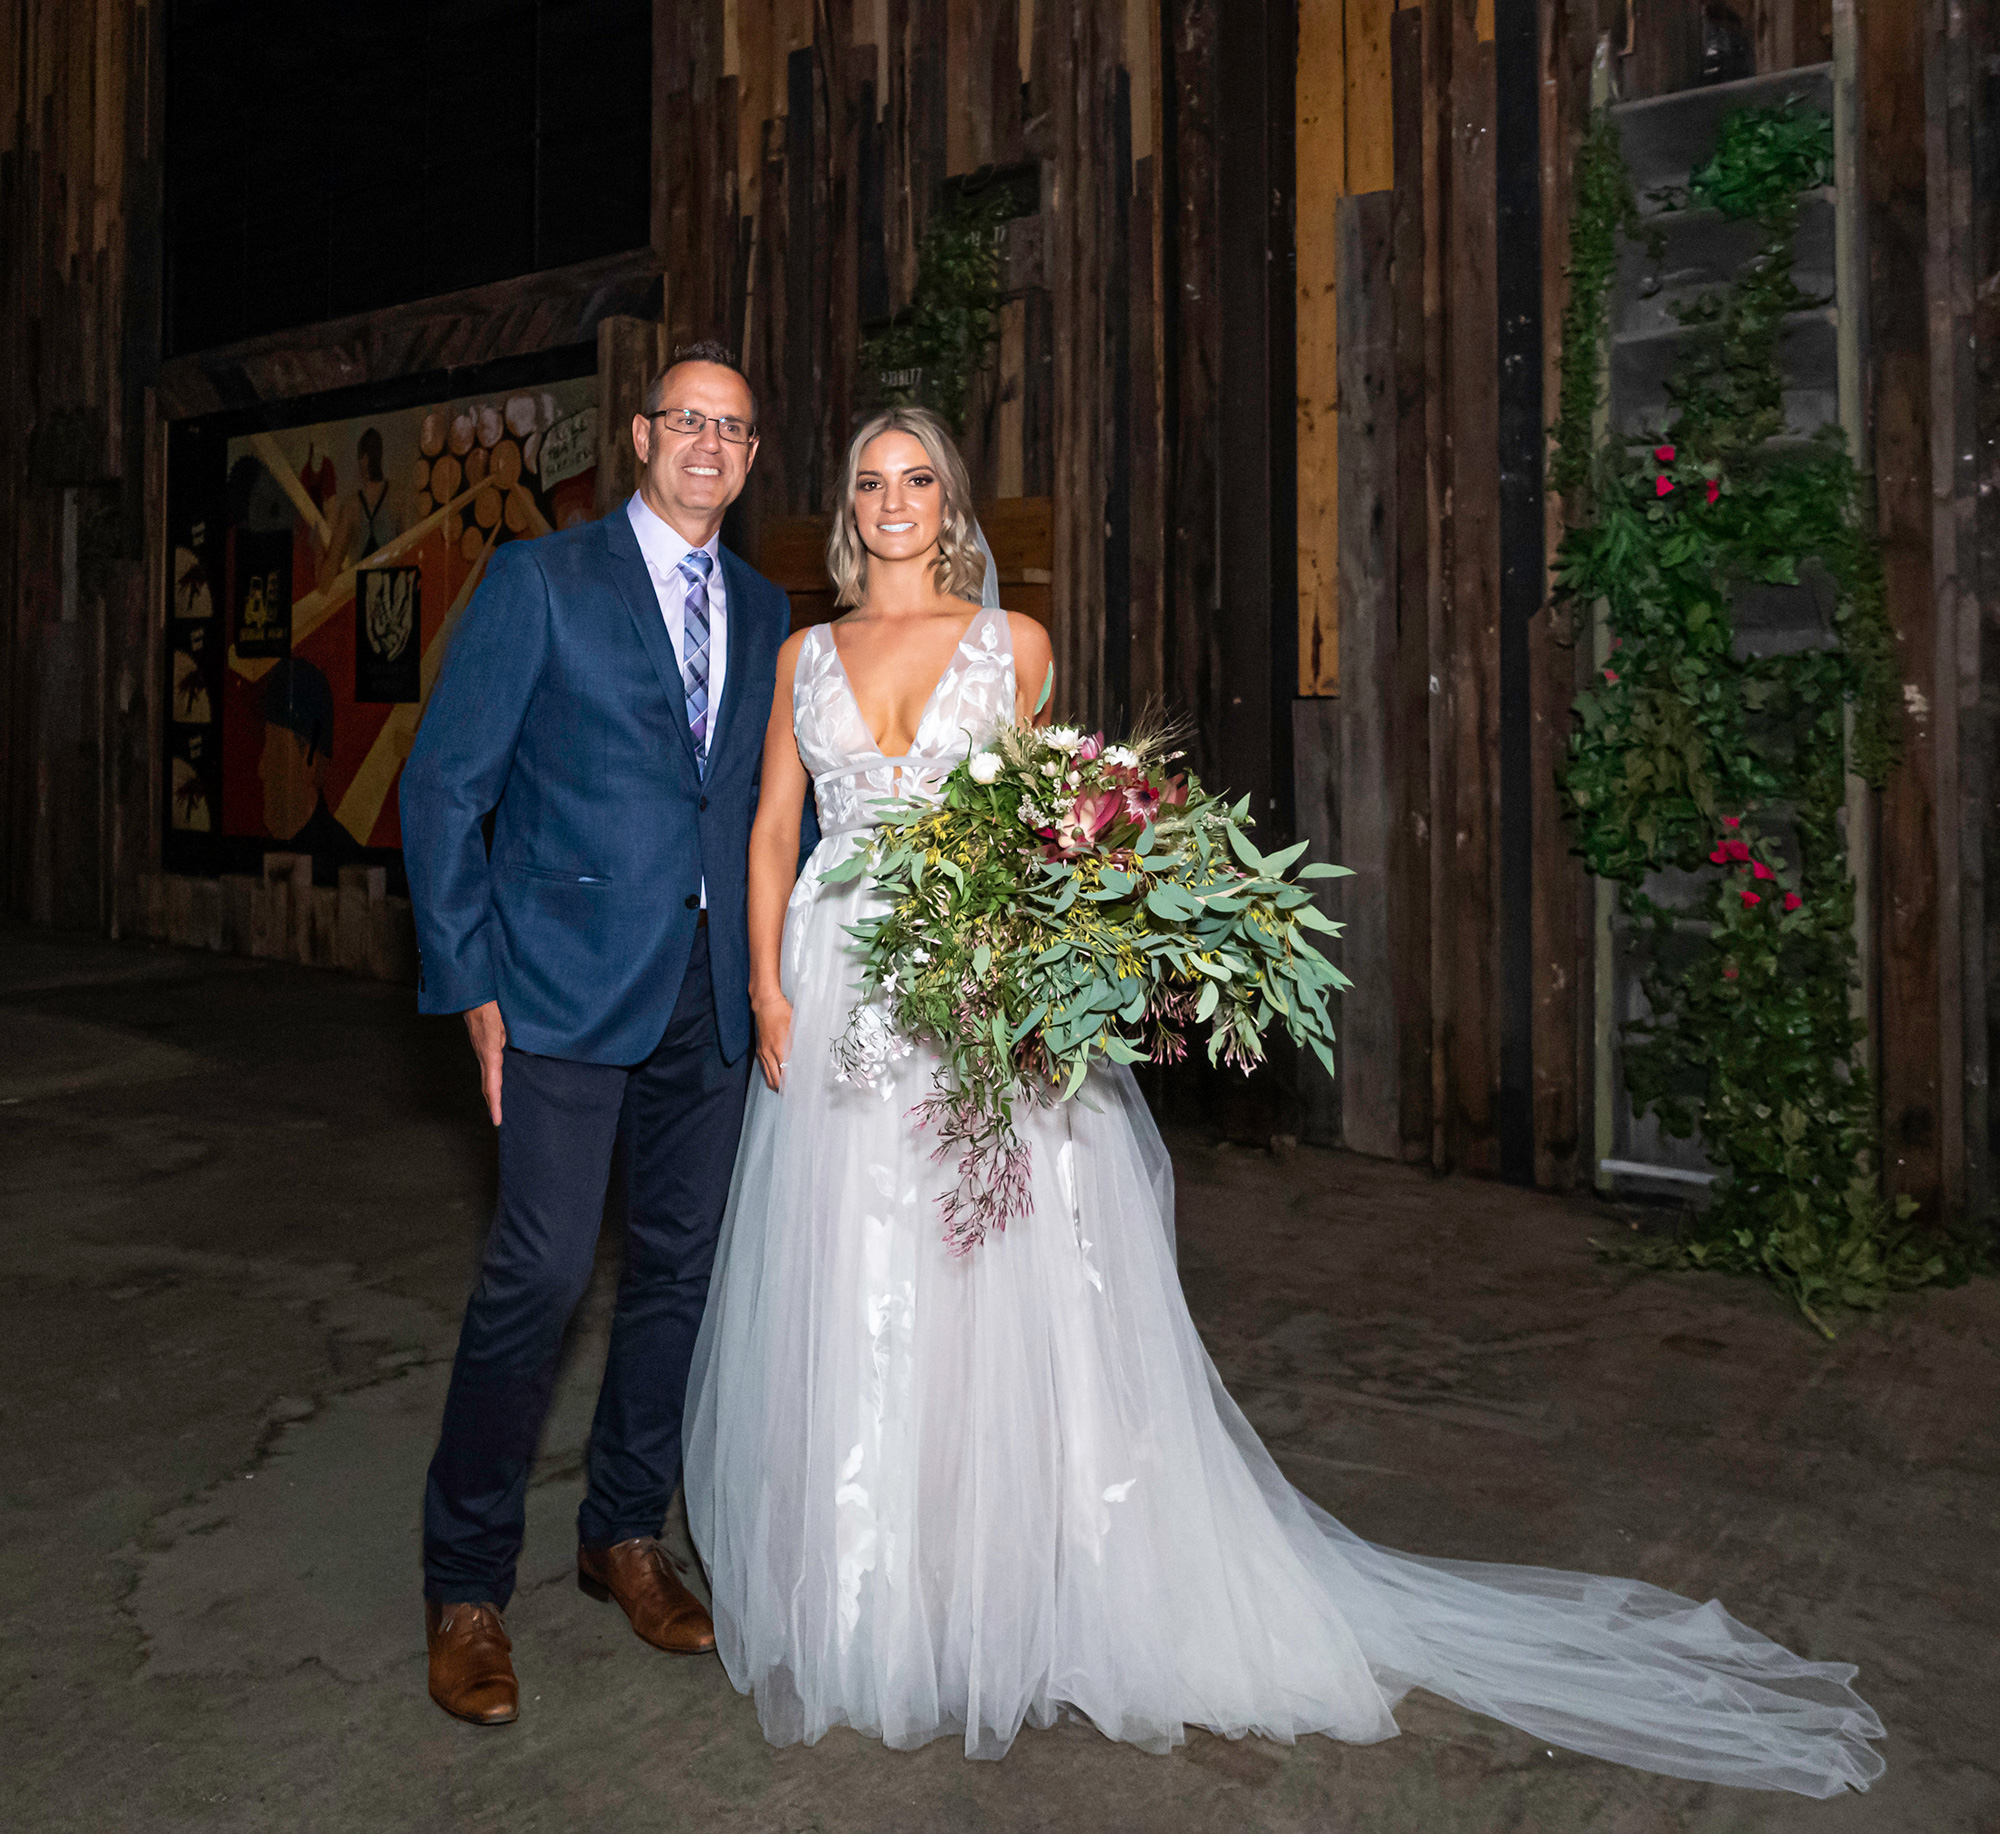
left=1603, top=667, right=1620, bottom=684
left=1723, top=965, right=1740, bottom=980
left=1656, top=476, right=1675, bottom=498
left=1654, top=445, right=1676, bottom=463
left=1709, top=839, right=1751, bottom=865
left=1741, top=889, right=1762, bottom=908
left=1705, top=480, right=1721, bottom=506
left=1783, top=892, right=1802, bottom=912
left=1751, top=860, right=1774, bottom=880
left=1721, top=815, right=1741, bottom=828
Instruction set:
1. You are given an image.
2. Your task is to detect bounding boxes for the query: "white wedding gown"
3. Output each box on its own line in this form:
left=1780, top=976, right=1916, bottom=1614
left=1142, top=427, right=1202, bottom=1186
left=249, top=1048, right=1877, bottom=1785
left=683, top=602, right=1883, bottom=1793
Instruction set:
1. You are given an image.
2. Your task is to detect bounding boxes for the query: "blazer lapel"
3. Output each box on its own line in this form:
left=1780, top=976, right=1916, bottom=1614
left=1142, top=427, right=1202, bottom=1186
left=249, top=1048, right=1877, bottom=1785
left=705, top=546, right=759, bottom=768
left=602, top=510, right=697, bottom=769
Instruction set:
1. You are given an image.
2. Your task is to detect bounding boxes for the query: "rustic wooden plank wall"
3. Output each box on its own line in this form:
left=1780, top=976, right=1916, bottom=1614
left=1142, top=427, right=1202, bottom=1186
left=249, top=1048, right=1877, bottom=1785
left=4, top=0, right=1988, bottom=1237
left=700, top=0, right=1165, bottom=740
left=1, top=0, right=162, bottom=933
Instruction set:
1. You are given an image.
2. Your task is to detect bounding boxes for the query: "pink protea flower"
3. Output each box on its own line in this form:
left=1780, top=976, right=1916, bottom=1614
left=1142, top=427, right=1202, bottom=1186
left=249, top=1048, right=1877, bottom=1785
left=1121, top=780, right=1162, bottom=825
left=1075, top=733, right=1103, bottom=763
left=1055, top=789, right=1122, bottom=853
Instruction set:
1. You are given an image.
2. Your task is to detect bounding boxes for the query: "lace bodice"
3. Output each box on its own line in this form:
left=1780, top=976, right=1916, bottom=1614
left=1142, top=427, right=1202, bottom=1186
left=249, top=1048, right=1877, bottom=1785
left=793, top=603, right=1017, bottom=839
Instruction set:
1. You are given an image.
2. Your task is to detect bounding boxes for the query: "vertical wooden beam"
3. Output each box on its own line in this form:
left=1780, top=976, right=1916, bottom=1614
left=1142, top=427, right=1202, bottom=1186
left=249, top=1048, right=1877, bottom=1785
left=1926, top=0, right=1981, bottom=1212
left=595, top=316, right=669, bottom=516
left=784, top=43, right=820, bottom=511
left=1390, top=0, right=1435, bottom=1163
left=1494, top=0, right=1544, bottom=1181
left=1440, top=0, right=1504, bottom=1175
left=1040, top=0, right=1118, bottom=727
left=1346, top=0, right=1397, bottom=192
left=1862, top=0, right=1943, bottom=1218
left=1127, top=151, right=1165, bottom=718
left=1529, top=0, right=1592, bottom=1191
left=1165, top=0, right=1222, bottom=785
left=1335, top=188, right=1401, bottom=1157
left=1103, top=65, right=1134, bottom=727
left=1972, top=0, right=2000, bottom=1227
left=1296, top=0, right=1346, bottom=698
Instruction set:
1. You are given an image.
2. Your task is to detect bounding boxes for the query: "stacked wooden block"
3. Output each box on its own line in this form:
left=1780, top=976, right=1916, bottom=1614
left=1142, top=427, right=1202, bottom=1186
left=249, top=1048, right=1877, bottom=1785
left=135, top=861, right=417, bottom=985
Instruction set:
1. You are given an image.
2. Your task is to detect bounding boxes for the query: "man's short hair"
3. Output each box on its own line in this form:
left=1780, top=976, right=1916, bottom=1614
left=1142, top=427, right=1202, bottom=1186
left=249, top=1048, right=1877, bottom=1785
left=643, top=342, right=757, bottom=425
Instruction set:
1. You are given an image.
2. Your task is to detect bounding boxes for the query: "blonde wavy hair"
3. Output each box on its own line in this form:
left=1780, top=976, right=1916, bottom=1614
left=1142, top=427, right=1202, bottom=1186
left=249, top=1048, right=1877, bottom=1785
left=827, top=406, right=986, bottom=608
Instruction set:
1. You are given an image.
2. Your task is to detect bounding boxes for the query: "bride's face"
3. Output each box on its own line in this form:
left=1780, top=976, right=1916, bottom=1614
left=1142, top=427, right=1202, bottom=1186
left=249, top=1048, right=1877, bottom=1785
left=852, top=431, right=945, bottom=566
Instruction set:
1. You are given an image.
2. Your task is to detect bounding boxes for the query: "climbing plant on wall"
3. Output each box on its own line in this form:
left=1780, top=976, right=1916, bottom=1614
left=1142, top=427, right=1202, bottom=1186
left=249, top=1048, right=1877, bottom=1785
left=861, top=183, right=1023, bottom=436
left=1552, top=100, right=1959, bottom=1335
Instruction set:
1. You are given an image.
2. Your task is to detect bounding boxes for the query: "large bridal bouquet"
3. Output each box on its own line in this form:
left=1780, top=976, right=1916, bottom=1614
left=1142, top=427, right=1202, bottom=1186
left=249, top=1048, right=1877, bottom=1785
left=822, top=719, right=1351, bottom=1253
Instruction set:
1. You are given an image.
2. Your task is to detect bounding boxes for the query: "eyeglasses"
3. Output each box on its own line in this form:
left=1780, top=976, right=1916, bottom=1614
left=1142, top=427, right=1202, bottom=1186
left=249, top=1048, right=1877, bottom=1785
left=647, top=407, right=755, bottom=445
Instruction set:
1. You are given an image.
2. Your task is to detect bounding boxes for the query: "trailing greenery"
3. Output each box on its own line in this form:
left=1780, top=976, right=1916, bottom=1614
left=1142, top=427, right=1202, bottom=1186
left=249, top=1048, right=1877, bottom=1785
left=1550, top=112, right=1650, bottom=501
left=1552, top=100, right=1962, bottom=1334
left=861, top=184, right=1023, bottom=435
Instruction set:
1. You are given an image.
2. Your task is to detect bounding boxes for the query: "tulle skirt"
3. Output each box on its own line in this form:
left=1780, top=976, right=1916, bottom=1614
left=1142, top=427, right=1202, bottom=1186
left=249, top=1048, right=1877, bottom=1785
left=682, top=833, right=1884, bottom=1792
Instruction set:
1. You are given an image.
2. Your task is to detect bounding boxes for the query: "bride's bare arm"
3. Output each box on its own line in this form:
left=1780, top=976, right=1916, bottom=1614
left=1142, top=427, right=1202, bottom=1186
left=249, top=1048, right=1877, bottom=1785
left=1008, top=614, right=1055, bottom=726
left=748, top=629, right=812, bottom=1092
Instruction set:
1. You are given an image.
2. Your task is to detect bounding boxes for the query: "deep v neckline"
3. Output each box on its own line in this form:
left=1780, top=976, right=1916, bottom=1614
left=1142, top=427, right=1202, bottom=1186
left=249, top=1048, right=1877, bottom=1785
left=826, top=606, right=988, bottom=759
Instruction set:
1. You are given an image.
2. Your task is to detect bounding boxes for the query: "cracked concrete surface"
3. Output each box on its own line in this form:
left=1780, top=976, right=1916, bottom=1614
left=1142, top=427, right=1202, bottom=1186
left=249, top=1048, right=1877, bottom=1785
left=2, top=920, right=1995, bottom=1833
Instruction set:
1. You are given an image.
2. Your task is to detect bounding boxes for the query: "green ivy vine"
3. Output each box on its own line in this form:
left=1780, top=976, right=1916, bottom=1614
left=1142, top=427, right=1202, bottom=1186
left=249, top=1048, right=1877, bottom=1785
left=862, top=183, right=1024, bottom=435
left=1552, top=98, right=1960, bottom=1334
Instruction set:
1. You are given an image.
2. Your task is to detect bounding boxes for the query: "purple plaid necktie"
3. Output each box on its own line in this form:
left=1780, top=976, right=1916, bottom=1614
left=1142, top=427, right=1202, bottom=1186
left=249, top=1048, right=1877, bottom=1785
left=678, top=548, right=715, bottom=771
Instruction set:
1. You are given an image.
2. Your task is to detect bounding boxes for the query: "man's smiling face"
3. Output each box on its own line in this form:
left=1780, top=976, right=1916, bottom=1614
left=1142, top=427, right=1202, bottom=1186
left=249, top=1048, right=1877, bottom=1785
left=631, top=361, right=759, bottom=543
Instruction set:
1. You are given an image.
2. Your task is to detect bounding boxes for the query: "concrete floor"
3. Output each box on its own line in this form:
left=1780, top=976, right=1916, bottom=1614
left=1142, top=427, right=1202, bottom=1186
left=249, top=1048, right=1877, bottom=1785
left=1, top=921, right=1995, bottom=1834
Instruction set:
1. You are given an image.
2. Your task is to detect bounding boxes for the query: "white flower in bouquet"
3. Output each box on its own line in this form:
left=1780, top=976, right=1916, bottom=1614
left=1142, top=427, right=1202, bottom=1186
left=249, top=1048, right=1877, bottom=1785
left=968, top=750, right=1002, bottom=784
left=1044, top=726, right=1083, bottom=752
left=1102, top=744, right=1140, bottom=770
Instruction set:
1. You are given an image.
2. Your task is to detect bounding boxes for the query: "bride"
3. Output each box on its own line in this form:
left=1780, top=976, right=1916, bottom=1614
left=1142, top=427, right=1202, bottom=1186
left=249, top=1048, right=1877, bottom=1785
left=681, top=407, right=1883, bottom=1794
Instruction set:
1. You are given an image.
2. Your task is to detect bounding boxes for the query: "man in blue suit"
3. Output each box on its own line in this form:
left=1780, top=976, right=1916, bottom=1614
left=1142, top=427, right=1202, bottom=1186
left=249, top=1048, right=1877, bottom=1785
left=401, top=343, right=796, bottom=1725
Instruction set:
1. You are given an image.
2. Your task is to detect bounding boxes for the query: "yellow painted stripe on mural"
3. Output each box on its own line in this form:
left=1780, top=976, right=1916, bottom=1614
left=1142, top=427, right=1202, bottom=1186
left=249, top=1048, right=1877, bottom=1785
left=228, top=476, right=491, bottom=683
left=246, top=433, right=334, bottom=548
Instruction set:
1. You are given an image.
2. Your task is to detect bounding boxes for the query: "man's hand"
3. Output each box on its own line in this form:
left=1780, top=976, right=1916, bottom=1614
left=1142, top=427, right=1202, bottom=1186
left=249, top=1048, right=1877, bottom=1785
left=463, top=1001, right=507, bottom=1125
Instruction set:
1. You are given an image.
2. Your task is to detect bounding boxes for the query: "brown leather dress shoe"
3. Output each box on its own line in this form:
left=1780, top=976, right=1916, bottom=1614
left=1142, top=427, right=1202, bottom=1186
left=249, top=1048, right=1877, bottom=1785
left=425, top=1600, right=519, bottom=1725
left=577, top=1537, right=716, bottom=1654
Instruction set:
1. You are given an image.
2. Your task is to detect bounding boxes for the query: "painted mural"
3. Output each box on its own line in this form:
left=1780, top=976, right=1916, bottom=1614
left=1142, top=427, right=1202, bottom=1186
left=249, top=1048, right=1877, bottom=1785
left=165, top=376, right=600, bottom=870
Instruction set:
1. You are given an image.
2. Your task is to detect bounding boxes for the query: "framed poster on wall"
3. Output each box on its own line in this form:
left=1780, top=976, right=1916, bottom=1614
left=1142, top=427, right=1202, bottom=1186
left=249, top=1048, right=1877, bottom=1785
left=162, top=351, right=601, bottom=887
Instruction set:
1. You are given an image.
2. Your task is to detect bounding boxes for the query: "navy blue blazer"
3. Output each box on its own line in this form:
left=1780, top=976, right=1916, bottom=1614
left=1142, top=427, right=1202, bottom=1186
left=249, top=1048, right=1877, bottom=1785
left=399, top=509, right=798, bottom=1066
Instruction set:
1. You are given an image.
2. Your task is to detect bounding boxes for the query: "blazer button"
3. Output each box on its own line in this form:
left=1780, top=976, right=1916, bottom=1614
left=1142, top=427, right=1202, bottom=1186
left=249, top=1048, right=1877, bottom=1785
left=699, top=795, right=709, bottom=812
left=684, top=893, right=699, bottom=909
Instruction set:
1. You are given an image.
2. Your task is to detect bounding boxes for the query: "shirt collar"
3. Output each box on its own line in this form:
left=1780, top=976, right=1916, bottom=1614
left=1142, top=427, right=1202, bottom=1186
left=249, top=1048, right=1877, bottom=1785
left=626, top=491, right=721, bottom=587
